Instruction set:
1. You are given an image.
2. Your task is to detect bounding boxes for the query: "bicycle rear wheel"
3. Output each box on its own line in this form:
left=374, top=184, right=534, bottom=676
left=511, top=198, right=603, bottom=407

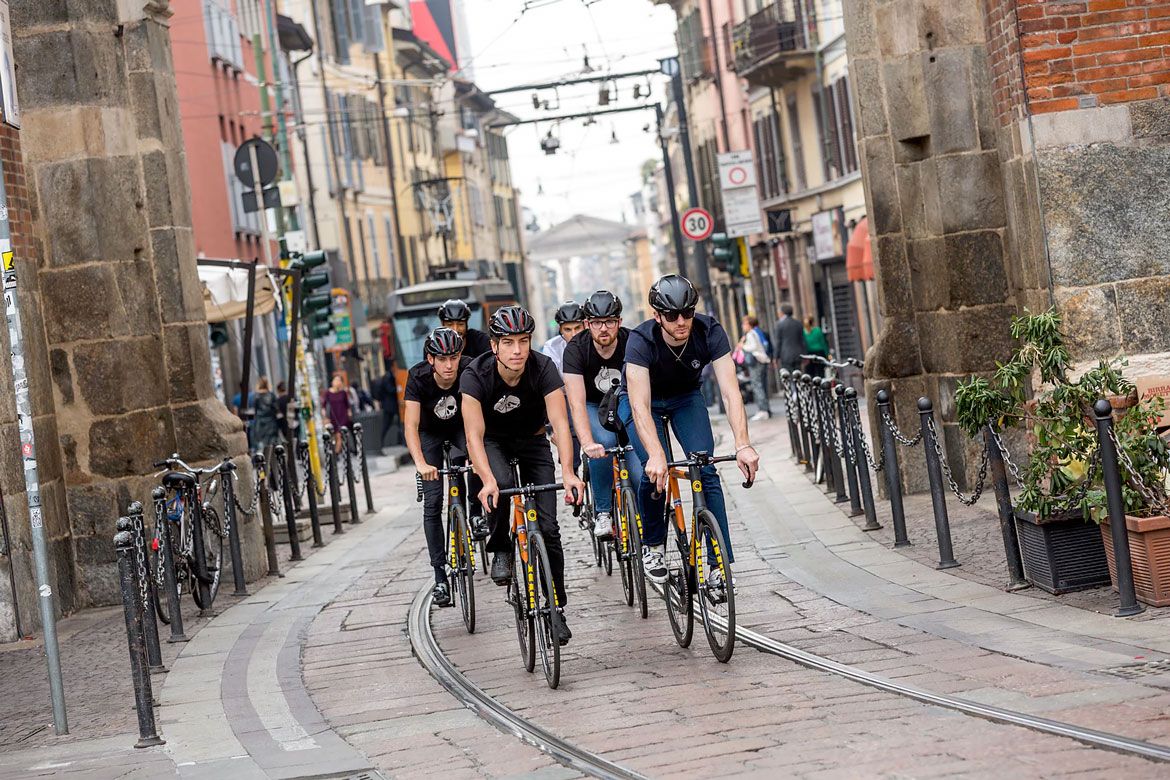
left=152, top=524, right=183, bottom=624
left=622, top=490, right=648, bottom=619
left=529, top=532, right=562, bottom=690
left=663, top=511, right=693, bottom=648
left=451, top=505, right=475, bottom=634
left=192, top=504, right=224, bottom=610
left=509, top=536, right=535, bottom=673
left=695, top=510, right=735, bottom=663
left=603, top=538, right=613, bottom=576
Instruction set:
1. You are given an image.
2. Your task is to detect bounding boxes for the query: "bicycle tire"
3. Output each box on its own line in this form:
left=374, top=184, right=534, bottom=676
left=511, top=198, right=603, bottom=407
left=152, top=526, right=183, bottom=625
left=192, top=505, right=224, bottom=610
left=509, top=534, right=535, bottom=673
left=478, top=538, right=489, bottom=576
left=529, top=531, right=562, bottom=690
left=695, top=509, right=735, bottom=663
left=603, top=538, right=613, bottom=576
left=451, top=504, right=475, bottom=634
left=622, top=489, right=648, bottom=620
left=616, top=488, right=634, bottom=607
left=663, top=510, right=693, bottom=648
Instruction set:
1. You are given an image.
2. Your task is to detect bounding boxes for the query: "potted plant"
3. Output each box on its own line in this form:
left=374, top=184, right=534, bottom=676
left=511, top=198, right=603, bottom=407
left=954, top=309, right=1170, bottom=598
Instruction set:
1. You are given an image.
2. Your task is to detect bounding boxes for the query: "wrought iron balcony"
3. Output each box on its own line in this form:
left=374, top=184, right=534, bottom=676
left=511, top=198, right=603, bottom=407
left=731, top=1, right=814, bottom=84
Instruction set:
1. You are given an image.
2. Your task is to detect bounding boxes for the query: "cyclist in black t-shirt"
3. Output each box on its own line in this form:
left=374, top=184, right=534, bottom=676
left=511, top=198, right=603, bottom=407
left=620, top=275, right=760, bottom=591
left=461, top=305, right=585, bottom=645
left=438, top=298, right=493, bottom=358
left=404, top=328, right=485, bottom=608
left=563, top=290, right=644, bottom=540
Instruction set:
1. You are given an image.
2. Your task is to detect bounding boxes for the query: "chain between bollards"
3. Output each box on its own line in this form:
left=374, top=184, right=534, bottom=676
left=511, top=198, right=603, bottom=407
left=847, top=389, right=882, bottom=532
left=876, top=390, right=910, bottom=547
left=1094, top=399, right=1145, bottom=617
left=342, top=426, right=361, bottom=525
left=153, top=486, right=188, bottom=643
left=276, top=444, right=304, bottom=562
left=918, top=397, right=959, bottom=569
left=836, top=385, right=863, bottom=517
left=125, top=506, right=164, bottom=673
left=799, top=375, right=816, bottom=473
left=301, top=441, right=325, bottom=548
left=114, top=529, right=165, bottom=748
left=780, top=370, right=804, bottom=464
left=354, top=423, right=375, bottom=514
left=219, top=459, right=249, bottom=596
left=985, top=424, right=1030, bottom=591
left=326, top=425, right=345, bottom=534
left=252, top=453, right=282, bottom=578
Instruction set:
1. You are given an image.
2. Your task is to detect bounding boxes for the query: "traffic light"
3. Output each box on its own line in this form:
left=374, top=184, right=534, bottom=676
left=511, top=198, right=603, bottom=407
left=292, top=250, right=333, bottom=340
left=710, top=232, right=736, bottom=275
left=208, top=322, right=229, bottom=347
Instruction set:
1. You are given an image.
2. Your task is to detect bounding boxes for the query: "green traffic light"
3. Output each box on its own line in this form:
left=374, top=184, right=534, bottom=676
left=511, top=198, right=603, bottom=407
left=300, top=250, right=328, bottom=269
left=302, top=270, right=330, bottom=292
left=301, top=291, right=332, bottom=314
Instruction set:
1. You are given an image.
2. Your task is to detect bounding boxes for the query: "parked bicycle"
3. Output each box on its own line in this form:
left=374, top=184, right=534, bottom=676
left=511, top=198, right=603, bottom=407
left=151, top=454, right=226, bottom=620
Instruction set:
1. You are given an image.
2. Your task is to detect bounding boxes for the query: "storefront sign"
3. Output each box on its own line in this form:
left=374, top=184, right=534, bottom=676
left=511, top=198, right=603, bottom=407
left=330, top=289, right=354, bottom=351
left=811, top=210, right=843, bottom=261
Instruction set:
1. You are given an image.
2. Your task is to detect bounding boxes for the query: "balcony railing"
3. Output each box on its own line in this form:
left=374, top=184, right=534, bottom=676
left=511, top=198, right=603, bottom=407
left=731, top=1, right=812, bottom=78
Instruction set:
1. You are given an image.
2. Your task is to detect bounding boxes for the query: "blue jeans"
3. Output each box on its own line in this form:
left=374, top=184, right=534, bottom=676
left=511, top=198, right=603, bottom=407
left=585, top=401, right=644, bottom=515
left=618, top=389, right=733, bottom=562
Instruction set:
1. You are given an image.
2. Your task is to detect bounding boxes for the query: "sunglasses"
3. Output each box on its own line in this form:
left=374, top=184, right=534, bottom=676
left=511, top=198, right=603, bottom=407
left=661, top=307, right=696, bottom=323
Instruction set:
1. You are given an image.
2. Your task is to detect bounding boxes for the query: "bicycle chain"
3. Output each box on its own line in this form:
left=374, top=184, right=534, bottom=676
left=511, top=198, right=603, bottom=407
left=926, top=416, right=989, bottom=506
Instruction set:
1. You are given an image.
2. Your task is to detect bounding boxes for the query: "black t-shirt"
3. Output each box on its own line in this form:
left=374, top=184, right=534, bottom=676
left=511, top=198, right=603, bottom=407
left=626, top=314, right=731, bottom=397
left=460, top=351, right=563, bottom=438
left=404, top=357, right=472, bottom=438
left=562, top=327, right=629, bottom=404
left=462, top=328, right=493, bottom=359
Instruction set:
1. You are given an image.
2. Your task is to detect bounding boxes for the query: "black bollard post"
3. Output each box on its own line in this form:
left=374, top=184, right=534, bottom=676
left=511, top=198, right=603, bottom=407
left=1095, top=399, right=1145, bottom=617
left=876, top=390, right=910, bottom=547
left=153, top=487, right=188, bottom=642
left=301, top=442, right=325, bottom=548
left=326, top=426, right=345, bottom=535
left=781, top=370, right=802, bottom=463
left=114, top=529, right=165, bottom=748
left=124, top=506, right=164, bottom=673
left=918, top=397, right=959, bottom=569
left=354, top=423, right=375, bottom=514
left=252, top=453, right=282, bottom=577
left=219, top=459, right=249, bottom=596
left=847, top=389, right=882, bottom=531
left=275, top=444, right=303, bottom=562
left=800, top=374, right=816, bottom=472
left=985, top=424, right=1029, bottom=591
left=837, top=386, right=863, bottom=517
left=828, top=383, right=848, bottom=504
left=813, top=378, right=835, bottom=492
left=342, top=426, right=361, bottom=525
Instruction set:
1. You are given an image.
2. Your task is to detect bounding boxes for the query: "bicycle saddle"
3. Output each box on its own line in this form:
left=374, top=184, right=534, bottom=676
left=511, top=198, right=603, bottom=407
left=162, top=472, right=196, bottom=489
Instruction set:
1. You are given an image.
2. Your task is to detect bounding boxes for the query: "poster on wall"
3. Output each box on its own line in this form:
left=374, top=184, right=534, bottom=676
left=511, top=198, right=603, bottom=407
left=0, top=0, right=17, bottom=128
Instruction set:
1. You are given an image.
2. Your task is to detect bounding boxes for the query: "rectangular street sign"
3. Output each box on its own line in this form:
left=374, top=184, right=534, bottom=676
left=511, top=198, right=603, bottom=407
left=717, top=150, right=763, bottom=238
left=717, top=151, right=756, bottom=189
left=330, top=289, right=354, bottom=350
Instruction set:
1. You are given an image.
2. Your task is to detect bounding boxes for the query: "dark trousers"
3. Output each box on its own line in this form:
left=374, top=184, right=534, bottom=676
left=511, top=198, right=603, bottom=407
left=419, top=430, right=481, bottom=580
left=483, top=435, right=566, bottom=604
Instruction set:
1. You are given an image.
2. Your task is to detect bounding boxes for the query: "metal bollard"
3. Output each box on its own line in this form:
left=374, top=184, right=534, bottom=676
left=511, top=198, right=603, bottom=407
left=276, top=444, right=303, bottom=562
left=847, top=389, right=882, bottom=531
left=836, top=386, right=862, bottom=517
left=153, top=487, right=188, bottom=642
left=114, top=529, right=165, bottom=748
left=876, top=391, right=910, bottom=547
left=800, top=374, right=816, bottom=472
left=813, top=378, right=835, bottom=492
left=252, top=453, right=282, bottom=577
left=219, top=458, right=249, bottom=596
left=342, top=426, right=361, bottom=525
left=354, top=423, right=375, bottom=514
left=985, top=424, right=1029, bottom=591
left=1095, top=399, right=1145, bottom=617
left=326, top=425, right=345, bottom=535
left=827, top=382, right=847, bottom=504
left=918, top=397, right=959, bottom=569
left=124, top=506, right=164, bottom=673
left=781, top=370, right=802, bottom=463
left=301, top=442, right=325, bottom=548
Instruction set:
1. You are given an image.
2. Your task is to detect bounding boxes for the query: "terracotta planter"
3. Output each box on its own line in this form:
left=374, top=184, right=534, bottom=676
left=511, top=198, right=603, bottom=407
left=1100, top=514, right=1170, bottom=607
left=1014, top=509, right=1111, bottom=594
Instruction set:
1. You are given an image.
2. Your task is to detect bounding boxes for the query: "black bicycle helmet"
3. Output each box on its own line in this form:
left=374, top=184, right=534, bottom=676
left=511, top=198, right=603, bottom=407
left=553, top=301, right=585, bottom=325
left=436, top=298, right=471, bottom=322
left=648, top=274, right=699, bottom=313
left=488, top=305, right=536, bottom=337
left=424, top=327, right=464, bottom=356
left=583, top=290, right=623, bottom=319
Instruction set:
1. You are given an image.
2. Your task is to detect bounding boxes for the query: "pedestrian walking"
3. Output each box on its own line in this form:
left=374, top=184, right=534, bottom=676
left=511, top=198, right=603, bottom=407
left=275, top=381, right=296, bottom=440
left=251, top=377, right=281, bottom=455
left=322, top=375, right=352, bottom=454
left=772, top=302, right=806, bottom=374
left=372, top=371, right=400, bottom=447
left=803, top=315, right=830, bottom=377
left=738, top=316, right=772, bottom=420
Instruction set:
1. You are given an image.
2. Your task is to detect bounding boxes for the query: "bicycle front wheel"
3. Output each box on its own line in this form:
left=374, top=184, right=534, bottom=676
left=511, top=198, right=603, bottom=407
left=509, top=536, right=535, bottom=673
left=451, top=505, right=475, bottom=634
left=478, top=538, right=489, bottom=576
left=152, top=524, right=183, bottom=624
left=529, top=532, right=562, bottom=690
left=192, top=505, right=224, bottom=610
left=663, top=510, right=693, bottom=648
left=622, top=489, right=648, bottom=619
left=696, top=510, right=735, bottom=663
left=617, top=492, right=634, bottom=607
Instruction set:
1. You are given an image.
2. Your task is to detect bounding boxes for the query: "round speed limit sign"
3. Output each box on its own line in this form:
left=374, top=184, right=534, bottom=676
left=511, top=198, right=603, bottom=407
left=681, top=207, right=714, bottom=241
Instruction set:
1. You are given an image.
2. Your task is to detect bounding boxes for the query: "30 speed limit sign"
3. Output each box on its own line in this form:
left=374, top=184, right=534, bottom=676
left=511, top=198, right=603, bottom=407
left=681, top=207, right=714, bottom=241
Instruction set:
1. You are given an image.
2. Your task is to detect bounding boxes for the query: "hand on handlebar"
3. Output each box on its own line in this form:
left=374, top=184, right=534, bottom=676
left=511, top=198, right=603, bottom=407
left=563, top=474, right=585, bottom=506
left=646, top=452, right=669, bottom=493
left=417, top=463, right=439, bottom=481
left=582, top=442, right=605, bottom=459
left=479, top=479, right=500, bottom=514
left=736, top=445, right=759, bottom=489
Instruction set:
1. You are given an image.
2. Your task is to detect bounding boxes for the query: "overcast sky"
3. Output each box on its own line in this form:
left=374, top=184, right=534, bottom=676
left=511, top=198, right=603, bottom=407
left=461, top=0, right=678, bottom=229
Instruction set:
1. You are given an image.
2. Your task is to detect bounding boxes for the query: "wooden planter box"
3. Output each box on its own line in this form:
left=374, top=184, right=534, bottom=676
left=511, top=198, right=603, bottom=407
left=1014, top=509, right=1111, bottom=594
left=1101, top=514, right=1170, bottom=607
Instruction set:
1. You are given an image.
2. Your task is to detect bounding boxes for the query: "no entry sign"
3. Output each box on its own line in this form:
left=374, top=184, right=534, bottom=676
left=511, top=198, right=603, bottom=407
left=681, top=207, right=714, bottom=241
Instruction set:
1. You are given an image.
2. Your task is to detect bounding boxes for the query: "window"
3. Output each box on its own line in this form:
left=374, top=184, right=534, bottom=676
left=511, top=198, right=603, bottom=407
left=367, top=213, right=382, bottom=280
left=330, top=0, right=350, bottom=64
left=384, top=216, right=397, bottom=278
left=203, top=0, right=243, bottom=71
left=753, top=111, right=787, bottom=200
left=236, top=0, right=263, bottom=39
left=676, top=10, right=711, bottom=82
left=785, top=94, right=807, bottom=192
left=832, top=77, right=858, bottom=176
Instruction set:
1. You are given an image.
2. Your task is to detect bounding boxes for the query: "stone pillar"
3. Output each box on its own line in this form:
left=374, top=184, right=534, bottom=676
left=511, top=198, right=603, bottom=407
left=12, top=0, right=255, bottom=608
left=842, top=0, right=1018, bottom=491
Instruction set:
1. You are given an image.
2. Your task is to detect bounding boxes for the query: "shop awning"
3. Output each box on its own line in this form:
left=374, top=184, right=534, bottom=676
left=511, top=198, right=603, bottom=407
left=199, top=264, right=280, bottom=323
left=846, top=217, right=874, bottom=283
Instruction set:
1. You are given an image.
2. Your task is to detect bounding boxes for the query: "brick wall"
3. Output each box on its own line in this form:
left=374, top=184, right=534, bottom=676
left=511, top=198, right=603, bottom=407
left=986, top=0, right=1170, bottom=122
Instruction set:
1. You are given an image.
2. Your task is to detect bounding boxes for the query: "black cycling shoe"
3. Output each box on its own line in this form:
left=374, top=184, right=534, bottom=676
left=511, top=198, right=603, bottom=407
left=470, top=515, right=490, bottom=541
left=432, top=580, right=452, bottom=608
left=490, top=553, right=513, bottom=586
left=555, top=614, right=572, bottom=646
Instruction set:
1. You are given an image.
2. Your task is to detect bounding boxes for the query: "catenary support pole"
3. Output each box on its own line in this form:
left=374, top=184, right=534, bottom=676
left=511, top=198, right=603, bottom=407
left=1, top=157, right=67, bottom=733
left=655, top=103, right=687, bottom=277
